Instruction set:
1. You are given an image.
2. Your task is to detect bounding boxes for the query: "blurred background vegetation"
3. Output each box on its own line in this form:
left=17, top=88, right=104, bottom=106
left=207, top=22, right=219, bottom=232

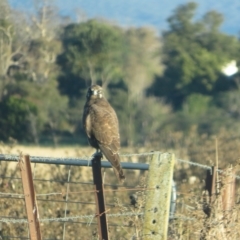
left=1, top=0, right=240, bottom=149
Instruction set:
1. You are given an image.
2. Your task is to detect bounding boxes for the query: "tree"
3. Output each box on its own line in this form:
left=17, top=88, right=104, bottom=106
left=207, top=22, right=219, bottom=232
left=24, top=79, right=69, bottom=145
left=57, top=19, right=125, bottom=98
left=0, top=96, right=37, bottom=141
left=217, top=89, right=240, bottom=120
left=108, top=86, right=171, bottom=146
left=121, top=27, right=163, bottom=101
left=150, top=2, right=240, bottom=109
left=0, top=0, right=69, bottom=144
left=27, top=1, right=62, bottom=82
left=22, top=1, right=68, bottom=145
left=0, top=0, right=29, bottom=101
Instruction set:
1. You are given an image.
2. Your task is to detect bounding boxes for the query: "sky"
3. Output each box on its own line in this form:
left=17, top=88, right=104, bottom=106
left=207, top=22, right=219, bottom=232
left=8, top=0, right=240, bottom=35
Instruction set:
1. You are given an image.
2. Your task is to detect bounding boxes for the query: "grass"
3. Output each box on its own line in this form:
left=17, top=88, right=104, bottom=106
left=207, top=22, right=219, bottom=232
left=1, top=128, right=240, bottom=239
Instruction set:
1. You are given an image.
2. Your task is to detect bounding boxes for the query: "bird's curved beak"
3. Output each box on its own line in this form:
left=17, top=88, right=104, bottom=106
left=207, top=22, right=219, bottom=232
left=93, top=90, right=98, bottom=95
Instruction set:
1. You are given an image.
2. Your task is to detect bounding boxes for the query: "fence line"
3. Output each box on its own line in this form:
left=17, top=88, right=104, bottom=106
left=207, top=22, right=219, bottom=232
left=0, top=151, right=239, bottom=239
left=1, top=153, right=239, bottom=179
left=176, top=158, right=211, bottom=170
left=0, top=151, right=231, bottom=169
left=0, top=212, right=145, bottom=224
left=0, top=213, right=197, bottom=225
left=0, top=153, right=149, bottom=169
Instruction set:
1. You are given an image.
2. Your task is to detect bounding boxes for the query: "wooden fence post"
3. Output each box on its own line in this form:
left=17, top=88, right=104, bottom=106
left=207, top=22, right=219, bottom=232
left=142, top=152, right=175, bottom=240
left=91, top=154, right=109, bottom=240
left=202, top=166, right=236, bottom=240
left=205, top=166, right=217, bottom=204
left=222, top=167, right=236, bottom=212
left=204, top=166, right=236, bottom=217
left=19, top=155, right=42, bottom=240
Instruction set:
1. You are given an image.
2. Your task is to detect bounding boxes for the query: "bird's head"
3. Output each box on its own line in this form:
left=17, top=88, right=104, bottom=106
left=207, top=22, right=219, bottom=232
left=86, top=84, right=103, bottom=100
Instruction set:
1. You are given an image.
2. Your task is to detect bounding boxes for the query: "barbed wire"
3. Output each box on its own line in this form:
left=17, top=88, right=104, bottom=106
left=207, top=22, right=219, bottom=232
left=0, top=211, right=197, bottom=225
left=121, top=152, right=157, bottom=157
left=0, top=175, right=137, bottom=189
left=176, top=158, right=211, bottom=170
left=0, top=212, right=144, bottom=224
left=0, top=192, right=24, bottom=197
left=0, top=186, right=154, bottom=200
left=0, top=175, right=95, bottom=187
left=176, top=158, right=240, bottom=180
left=0, top=236, right=29, bottom=240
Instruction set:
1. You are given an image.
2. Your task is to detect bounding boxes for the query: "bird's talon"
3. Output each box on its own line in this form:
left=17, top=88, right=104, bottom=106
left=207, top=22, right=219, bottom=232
left=92, top=152, right=103, bottom=158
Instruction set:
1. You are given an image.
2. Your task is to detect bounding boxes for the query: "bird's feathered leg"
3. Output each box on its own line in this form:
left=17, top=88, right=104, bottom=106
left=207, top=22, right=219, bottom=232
left=90, top=149, right=102, bottom=167
left=92, top=149, right=103, bottom=158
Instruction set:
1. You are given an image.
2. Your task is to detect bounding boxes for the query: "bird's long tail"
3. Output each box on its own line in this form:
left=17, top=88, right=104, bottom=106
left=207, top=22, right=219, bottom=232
left=99, top=146, right=125, bottom=183
left=113, top=164, right=125, bottom=183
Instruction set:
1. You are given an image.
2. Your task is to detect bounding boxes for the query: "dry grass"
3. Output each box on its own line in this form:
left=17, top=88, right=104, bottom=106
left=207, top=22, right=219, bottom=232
left=1, top=128, right=240, bottom=239
left=0, top=143, right=93, bottom=158
left=0, top=142, right=150, bottom=239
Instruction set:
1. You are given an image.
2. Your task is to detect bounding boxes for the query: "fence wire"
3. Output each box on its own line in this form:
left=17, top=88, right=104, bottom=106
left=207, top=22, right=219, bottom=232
left=0, top=151, right=240, bottom=239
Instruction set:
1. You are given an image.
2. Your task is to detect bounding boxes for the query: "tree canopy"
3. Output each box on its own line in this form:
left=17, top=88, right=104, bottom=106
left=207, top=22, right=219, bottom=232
left=1, top=1, right=240, bottom=146
left=150, top=2, right=239, bottom=108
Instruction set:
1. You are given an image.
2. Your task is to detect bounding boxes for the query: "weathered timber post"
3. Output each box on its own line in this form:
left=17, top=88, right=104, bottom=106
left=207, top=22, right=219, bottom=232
left=202, top=166, right=236, bottom=240
left=221, top=167, right=236, bottom=212
left=204, top=166, right=236, bottom=216
left=142, top=152, right=175, bottom=240
left=19, top=155, right=42, bottom=240
left=91, top=154, right=109, bottom=240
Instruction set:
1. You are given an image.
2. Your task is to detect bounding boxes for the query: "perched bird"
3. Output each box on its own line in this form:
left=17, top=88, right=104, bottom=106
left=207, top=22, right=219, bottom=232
left=82, top=84, right=125, bottom=182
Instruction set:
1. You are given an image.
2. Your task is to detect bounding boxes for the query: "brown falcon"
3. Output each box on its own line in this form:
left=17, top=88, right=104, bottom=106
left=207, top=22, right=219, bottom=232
left=82, top=84, right=125, bottom=182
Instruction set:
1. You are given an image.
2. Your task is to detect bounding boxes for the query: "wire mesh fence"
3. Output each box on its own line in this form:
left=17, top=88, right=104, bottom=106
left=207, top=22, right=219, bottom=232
left=0, top=152, right=155, bottom=239
left=0, top=151, right=240, bottom=239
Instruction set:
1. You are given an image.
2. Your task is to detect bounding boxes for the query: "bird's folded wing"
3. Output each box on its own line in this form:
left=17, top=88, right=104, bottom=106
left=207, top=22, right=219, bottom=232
left=91, top=105, right=120, bottom=152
